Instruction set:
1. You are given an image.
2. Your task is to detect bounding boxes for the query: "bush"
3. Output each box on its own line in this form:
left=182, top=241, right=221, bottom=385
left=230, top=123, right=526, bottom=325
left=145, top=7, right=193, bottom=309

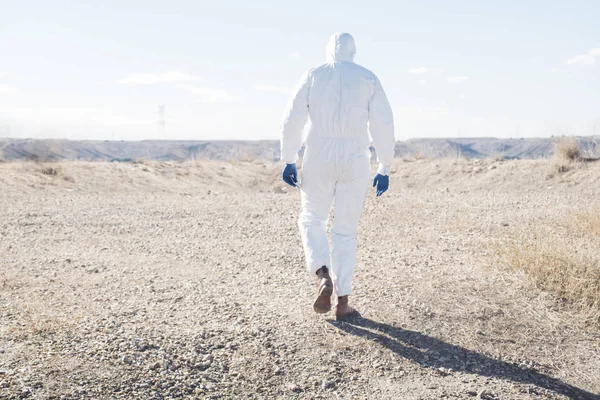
left=41, top=167, right=58, bottom=176
left=555, top=137, right=580, bottom=161
left=553, top=137, right=581, bottom=173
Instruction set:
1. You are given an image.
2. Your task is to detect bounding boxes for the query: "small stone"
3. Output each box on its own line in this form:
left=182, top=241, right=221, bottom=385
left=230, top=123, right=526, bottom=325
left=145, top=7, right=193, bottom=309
left=477, top=389, right=495, bottom=399
left=322, top=380, right=335, bottom=390
left=287, top=383, right=301, bottom=392
left=195, top=361, right=211, bottom=371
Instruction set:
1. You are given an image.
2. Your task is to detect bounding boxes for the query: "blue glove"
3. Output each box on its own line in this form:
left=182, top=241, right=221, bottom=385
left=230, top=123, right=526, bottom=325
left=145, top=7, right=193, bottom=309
left=282, top=163, right=298, bottom=187
left=373, top=174, right=389, bottom=197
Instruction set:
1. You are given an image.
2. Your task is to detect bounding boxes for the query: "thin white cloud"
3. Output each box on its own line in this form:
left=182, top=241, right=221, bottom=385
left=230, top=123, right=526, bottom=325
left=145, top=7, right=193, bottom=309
left=419, top=80, right=427, bottom=85
left=565, top=54, right=596, bottom=66
left=447, top=76, right=468, bottom=84
left=253, top=84, right=293, bottom=95
left=0, top=71, right=6, bottom=80
left=177, top=85, right=239, bottom=102
left=288, top=51, right=301, bottom=61
left=408, top=67, right=427, bottom=74
left=119, top=71, right=198, bottom=85
left=587, top=48, right=600, bottom=57
left=565, top=48, right=600, bottom=66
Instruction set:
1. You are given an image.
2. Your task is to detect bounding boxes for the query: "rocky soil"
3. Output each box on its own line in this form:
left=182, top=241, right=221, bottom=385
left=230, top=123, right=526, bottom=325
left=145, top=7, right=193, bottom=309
left=1, top=158, right=599, bottom=399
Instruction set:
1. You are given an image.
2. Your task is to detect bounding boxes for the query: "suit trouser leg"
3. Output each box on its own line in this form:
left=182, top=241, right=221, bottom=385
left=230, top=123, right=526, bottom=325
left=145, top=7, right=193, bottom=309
left=330, top=155, right=371, bottom=296
left=298, top=158, right=335, bottom=276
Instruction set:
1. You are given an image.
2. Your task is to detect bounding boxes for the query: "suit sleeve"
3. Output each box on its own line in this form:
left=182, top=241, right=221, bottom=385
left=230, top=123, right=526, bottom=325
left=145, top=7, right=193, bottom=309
left=280, top=70, right=311, bottom=164
left=368, top=77, right=395, bottom=175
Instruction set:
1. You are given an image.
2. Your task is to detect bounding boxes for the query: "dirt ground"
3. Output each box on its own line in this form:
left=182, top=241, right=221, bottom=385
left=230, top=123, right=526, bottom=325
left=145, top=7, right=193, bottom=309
left=1, top=158, right=599, bottom=399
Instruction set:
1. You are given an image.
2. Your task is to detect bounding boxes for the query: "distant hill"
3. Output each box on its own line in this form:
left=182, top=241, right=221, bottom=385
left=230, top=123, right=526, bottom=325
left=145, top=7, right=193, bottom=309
left=1, top=137, right=599, bottom=162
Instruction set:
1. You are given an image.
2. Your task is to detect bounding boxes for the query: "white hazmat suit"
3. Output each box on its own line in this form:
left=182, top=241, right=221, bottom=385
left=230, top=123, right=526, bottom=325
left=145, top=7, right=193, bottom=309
left=280, top=33, right=395, bottom=297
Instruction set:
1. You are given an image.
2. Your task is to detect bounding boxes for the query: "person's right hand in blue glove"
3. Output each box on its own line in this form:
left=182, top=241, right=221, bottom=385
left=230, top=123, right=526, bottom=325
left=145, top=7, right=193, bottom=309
left=282, top=163, right=298, bottom=187
left=373, top=173, right=389, bottom=197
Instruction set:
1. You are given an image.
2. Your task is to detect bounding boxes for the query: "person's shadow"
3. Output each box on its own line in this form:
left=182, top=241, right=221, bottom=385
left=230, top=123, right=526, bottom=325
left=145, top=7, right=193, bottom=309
left=328, top=317, right=599, bottom=399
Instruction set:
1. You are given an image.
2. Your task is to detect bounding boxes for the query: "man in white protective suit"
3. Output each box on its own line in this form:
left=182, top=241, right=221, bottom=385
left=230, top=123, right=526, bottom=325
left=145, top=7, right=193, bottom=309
left=279, top=33, right=395, bottom=320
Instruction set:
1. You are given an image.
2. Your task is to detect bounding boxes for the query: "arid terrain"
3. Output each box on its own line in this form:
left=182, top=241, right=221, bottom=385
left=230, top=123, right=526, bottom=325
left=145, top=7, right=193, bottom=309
left=2, top=137, right=600, bottom=162
left=1, top=158, right=600, bottom=399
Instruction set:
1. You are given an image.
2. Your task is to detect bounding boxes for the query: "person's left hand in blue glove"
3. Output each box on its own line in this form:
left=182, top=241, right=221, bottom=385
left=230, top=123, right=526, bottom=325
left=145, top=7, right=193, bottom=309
left=282, top=163, right=298, bottom=187
left=373, top=174, right=389, bottom=197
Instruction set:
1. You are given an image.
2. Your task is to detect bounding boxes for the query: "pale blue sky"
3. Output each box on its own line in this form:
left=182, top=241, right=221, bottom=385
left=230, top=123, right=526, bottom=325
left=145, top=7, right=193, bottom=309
left=1, top=0, right=599, bottom=140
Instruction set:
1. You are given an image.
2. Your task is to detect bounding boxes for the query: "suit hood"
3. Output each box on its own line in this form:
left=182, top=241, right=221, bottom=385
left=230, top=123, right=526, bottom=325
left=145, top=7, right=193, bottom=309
left=326, top=32, right=356, bottom=63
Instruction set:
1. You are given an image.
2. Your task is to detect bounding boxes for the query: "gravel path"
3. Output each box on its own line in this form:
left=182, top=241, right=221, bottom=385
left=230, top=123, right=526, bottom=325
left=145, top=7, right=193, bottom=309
left=1, top=159, right=599, bottom=399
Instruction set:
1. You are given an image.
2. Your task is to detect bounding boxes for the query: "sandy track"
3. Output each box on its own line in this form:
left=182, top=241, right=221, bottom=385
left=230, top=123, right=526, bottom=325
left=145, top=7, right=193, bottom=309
left=1, top=159, right=599, bottom=399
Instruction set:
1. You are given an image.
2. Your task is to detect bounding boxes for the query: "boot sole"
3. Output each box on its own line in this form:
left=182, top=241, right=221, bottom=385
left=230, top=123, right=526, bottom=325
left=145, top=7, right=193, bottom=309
left=313, top=285, right=333, bottom=314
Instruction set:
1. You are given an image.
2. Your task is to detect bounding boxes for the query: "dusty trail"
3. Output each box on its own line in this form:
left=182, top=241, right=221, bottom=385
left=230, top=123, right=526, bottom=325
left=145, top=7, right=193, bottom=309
left=1, top=159, right=599, bottom=399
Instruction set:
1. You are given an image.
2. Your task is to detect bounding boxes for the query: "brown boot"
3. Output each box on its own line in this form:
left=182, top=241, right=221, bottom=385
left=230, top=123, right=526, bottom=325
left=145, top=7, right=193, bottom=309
left=334, top=295, right=361, bottom=321
left=313, top=267, right=333, bottom=314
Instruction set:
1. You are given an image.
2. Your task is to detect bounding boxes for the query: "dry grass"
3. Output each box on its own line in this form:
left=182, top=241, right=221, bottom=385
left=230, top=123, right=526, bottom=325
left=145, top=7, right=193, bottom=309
left=497, top=208, right=600, bottom=326
left=5, top=301, right=72, bottom=340
left=555, top=137, right=581, bottom=161
left=39, top=163, right=76, bottom=183
left=553, top=137, right=581, bottom=173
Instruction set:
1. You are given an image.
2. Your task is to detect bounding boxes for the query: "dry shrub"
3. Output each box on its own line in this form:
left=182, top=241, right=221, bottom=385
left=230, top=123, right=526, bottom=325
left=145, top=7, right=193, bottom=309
left=34, top=164, right=75, bottom=185
left=41, top=167, right=59, bottom=176
left=555, top=137, right=581, bottom=161
left=498, top=209, right=600, bottom=326
left=553, top=137, right=581, bottom=173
